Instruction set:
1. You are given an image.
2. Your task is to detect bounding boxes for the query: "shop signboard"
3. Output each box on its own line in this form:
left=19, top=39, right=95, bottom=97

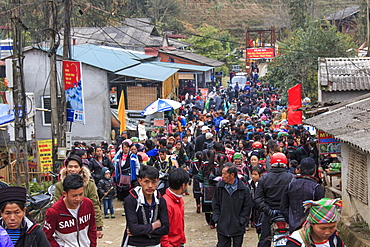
left=246, top=47, right=275, bottom=59
left=37, top=139, right=53, bottom=172
left=318, top=131, right=341, bottom=154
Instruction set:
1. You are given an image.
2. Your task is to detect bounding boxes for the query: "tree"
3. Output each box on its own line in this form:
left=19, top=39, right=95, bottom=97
left=262, top=20, right=355, bottom=103
left=288, top=0, right=314, bottom=30
left=185, top=24, right=238, bottom=74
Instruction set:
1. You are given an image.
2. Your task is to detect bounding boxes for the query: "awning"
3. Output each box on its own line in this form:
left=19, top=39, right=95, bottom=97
left=115, top=63, right=178, bottom=81
left=150, top=61, right=213, bottom=72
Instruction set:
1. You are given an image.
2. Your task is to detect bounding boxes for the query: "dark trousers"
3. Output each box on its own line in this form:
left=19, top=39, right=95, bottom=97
left=103, top=198, right=114, bottom=215
left=258, top=213, right=272, bottom=247
left=217, top=232, right=243, bottom=247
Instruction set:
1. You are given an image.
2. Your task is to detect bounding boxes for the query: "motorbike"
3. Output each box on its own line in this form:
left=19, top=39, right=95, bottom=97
left=270, top=214, right=289, bottom=247
left=26, top=171, right=58, bottom=224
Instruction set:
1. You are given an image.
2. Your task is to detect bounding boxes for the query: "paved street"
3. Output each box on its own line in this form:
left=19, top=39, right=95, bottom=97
left=98, top=185, right=259, bottom=247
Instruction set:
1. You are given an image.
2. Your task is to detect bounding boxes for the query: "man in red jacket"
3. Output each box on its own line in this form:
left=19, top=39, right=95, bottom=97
left=43, top=174, right=97, bottom=247
left=161, top=168, right=190, bottom=247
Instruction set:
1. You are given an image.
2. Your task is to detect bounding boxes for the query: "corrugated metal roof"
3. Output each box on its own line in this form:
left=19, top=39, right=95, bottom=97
left=318, top=57, right=370, bottom=91
left=150, top=61, right=213, bottom=72
left=115, top=63, right=178, bottom=81
left=304, top=93, right=370, bottom=153
left=160, top=50, right=224, bottom=67
left=324, top=6, right=359, bottom=21
left=56, top=44, right=144, bottom=72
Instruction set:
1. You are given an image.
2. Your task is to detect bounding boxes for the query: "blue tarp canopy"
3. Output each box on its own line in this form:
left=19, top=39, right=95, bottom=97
left=0, top=104, right=21, bottom=125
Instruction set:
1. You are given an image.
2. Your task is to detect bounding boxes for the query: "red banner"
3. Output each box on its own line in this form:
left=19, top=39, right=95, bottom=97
left=246, top=48, right=275, bottom=59
left=287, top=84, right=302, bottom=125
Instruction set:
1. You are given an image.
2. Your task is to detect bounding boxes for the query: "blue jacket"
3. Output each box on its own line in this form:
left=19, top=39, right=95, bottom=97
left=0, top=225, right=13, bottom=247
left=280, top=175, right=324, bottom=232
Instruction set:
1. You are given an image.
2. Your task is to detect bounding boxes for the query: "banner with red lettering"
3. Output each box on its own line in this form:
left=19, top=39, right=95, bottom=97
left=37, top=139, right=53, bottom=172
left=318, top=131, right=341, bottom=154
left=63, top=61, right=85, bottom=124
left=287, top=84, right=302, bottom=125
left=246, top=48, right=275, bottom=59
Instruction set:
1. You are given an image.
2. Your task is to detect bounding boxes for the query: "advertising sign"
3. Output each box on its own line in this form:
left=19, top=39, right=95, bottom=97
left=199, top=88, right=209, bottom=99
left=318, top=131, right=341, bottom=154
left=247, top=47, right=275, bottom=59
left=37, top=139, right=53, bottom=172
left=63, top=61, right=85, bottom=124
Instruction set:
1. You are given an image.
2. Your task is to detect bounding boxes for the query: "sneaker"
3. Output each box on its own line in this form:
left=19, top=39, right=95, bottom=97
left=196, top=205, right=201, bottom=214
left=104, top=215, right=109, bottom=219
left=111, top=214, right=115, bottom=218
left=122, top=212, right=125, bottom=216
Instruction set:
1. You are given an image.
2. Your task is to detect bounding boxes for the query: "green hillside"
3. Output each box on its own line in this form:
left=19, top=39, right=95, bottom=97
left=179, top=0, right=361, bottom=38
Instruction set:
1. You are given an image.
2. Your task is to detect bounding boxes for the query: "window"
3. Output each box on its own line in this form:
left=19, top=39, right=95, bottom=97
left=347, top=147, right=368, bottom=205
left=41, top=96, right=51, bottom=126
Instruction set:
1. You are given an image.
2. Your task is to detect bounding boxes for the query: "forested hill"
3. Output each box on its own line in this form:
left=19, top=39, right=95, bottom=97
left=178, top=0, right=360, bottom=37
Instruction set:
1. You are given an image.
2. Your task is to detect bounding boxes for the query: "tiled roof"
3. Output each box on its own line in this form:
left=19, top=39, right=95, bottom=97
left=304, top=92, right=370, bottom=153
left=318, top=57, right=370, bottom=91
left=324, top=6, right=359, bottom=21
left=68, top=18, right=190, bottom=50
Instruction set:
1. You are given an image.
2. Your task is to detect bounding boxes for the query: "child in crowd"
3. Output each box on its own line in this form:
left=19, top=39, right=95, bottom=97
left=288, top=159, right=299, bottom=174
left=98, top=169, right=117, bottom=219
left=249, top=165, right=263, bottom=232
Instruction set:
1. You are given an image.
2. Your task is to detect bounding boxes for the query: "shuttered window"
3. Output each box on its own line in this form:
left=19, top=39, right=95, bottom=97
left=347, top=147, right=368, bottom=205
left=41, top=96, right=51, bottom=126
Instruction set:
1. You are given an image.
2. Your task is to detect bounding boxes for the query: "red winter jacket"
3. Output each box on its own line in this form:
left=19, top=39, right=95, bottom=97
left=161, top=188, right=186, bottom=247
left=43, top=196, right=97, bottom=247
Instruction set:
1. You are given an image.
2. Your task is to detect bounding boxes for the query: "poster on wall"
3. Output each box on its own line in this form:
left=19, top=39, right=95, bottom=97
left=318, top=131, right=341, bottom=154
left=63, top=61, right=85, bottom=124
left=37, top=139, right=53, bottom=172
left=110, top=86, right=118, bottom=106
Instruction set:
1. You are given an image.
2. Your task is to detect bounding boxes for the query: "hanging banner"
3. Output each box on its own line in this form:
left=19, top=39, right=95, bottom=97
left=246, top=47, right=275, bottom=59
left=63, top=61, right=85, bottom=124
left=37, top=139, right=53, bottom=172
left=287, top=84, right=302, bottom=125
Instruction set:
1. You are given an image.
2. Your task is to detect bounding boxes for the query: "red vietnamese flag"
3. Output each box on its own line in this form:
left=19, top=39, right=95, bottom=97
left=287, top=84, right=302, bottom=125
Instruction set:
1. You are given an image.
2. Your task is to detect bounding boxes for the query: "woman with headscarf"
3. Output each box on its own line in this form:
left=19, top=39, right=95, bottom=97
left=286, top=198, right=345, bottom=247
left=113, top=141, right=140, bottom=214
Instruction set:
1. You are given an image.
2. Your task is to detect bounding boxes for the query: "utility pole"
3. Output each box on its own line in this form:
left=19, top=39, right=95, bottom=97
left=49, top=0, right=59, bottom=172
left=60, top=0, right=71, bottom=148
left=367, top=0, right=370, bottom=57
left=11, top=0, right=29, bottom=191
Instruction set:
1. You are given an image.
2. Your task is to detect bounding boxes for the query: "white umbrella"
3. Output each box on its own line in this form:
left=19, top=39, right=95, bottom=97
left=141, top=99, right=181, bottom=116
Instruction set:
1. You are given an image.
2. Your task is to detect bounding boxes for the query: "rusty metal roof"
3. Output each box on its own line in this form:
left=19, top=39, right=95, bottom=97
left=318, top=57, right=370, bottom=91
left=304, top=93, right=370, bottom=153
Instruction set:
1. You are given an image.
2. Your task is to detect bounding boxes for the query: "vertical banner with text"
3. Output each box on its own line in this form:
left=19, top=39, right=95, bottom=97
left=63, top=61, right=85, bottom=124
left=37, top=139, right=53, bottom=172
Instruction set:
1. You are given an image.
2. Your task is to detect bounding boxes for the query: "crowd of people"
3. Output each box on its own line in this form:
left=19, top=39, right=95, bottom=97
left=0, top=80, right=346, bottom=247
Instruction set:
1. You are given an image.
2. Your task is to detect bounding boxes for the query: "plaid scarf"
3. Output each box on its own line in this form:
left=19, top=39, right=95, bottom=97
left=301, top=198, right=343, bottom=244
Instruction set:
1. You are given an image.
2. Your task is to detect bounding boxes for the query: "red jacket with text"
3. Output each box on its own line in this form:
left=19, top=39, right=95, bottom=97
left=43, top=196, right=97, bottom=247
